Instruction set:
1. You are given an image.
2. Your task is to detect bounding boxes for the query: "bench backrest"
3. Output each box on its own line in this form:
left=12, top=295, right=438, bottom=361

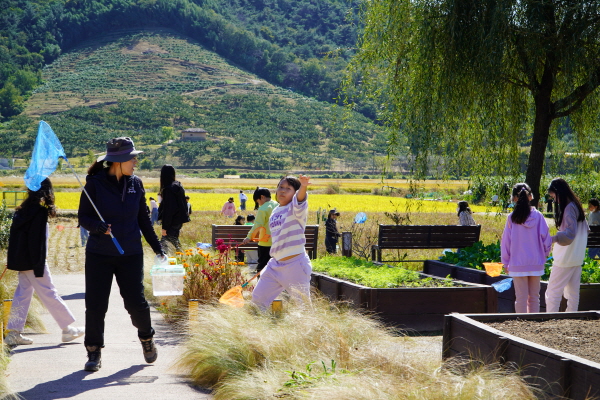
left=589, top=225, right=600, bottom=247
left=377, top=225, right=481, bottom=249
left=211, top=224, right=319, bottom=259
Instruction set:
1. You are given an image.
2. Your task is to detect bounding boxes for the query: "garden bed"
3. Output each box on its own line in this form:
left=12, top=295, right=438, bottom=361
left=310, top=271, right=497, bottom=332
left=442, top=311, right=600, bottom=399
left=424, top=260, right=600, bottom=313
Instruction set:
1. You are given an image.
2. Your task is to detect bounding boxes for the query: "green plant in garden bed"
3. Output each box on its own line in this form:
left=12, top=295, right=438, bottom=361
left=438, top=241, right=501, bottom=270
left=312, top=256, right=455, bottom=288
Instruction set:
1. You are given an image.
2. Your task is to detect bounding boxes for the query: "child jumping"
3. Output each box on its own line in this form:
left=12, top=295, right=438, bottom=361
left=501, top=183, right=552, bottom=313
left=252, top=175, right=312, bottom=310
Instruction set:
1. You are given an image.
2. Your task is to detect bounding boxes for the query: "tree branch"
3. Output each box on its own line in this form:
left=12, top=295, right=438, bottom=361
left=554, top=67, right=600, bottom=118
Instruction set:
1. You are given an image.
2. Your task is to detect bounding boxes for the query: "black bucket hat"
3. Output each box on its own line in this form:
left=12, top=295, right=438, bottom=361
left=97, top=137, right=143, bottom=162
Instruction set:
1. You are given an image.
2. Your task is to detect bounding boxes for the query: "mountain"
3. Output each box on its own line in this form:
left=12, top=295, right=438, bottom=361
left=1, top=29, right=387, bottom=172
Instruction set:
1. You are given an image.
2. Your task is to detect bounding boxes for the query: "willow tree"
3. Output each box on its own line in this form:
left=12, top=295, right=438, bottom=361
left=345, top=1, right=600, bottom=203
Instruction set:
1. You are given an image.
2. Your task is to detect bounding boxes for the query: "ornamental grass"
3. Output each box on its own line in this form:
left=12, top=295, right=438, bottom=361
left=175, top=294, right=535, bottom=399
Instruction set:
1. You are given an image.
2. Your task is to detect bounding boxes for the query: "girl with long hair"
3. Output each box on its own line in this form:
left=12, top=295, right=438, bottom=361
left=6, top=178, right=84, bottom=346
left=157, top=164, right=190, bottom=252
left=500, top=183, right=552, bottom=313
left=545, top=178, right=589, bottom=312
left=457, top=200, right=476, bottom=225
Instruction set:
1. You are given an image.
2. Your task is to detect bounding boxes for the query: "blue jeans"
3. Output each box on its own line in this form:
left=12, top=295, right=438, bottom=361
left=151, top=208, right=158, bottom=225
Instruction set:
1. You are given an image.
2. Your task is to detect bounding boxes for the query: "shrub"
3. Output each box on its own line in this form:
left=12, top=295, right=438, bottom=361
left=0, top=200, right=12, bottom=250
left=439, top=241, right=501, bottom=269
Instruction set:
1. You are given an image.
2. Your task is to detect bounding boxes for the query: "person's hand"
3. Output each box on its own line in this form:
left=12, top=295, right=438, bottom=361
left=97, top=222, right=111, bottom=235
left=161, top=229, right=167, bottom=237
left=298, top=174, right=310, bottom=187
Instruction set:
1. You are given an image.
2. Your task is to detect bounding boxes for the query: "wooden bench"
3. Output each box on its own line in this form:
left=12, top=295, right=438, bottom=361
left=588, top=225, right=600, bottom=248
left=211, top=224, right=319, bottom=259
left=371, top=225, right=482, bottom=262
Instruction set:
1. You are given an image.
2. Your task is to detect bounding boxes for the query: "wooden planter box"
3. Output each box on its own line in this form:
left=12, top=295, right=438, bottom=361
left=311, top=272, right=497, bottom=332
left=424, top=260, right=600, bottom=313
left=443, top=312, right=600, bottom=399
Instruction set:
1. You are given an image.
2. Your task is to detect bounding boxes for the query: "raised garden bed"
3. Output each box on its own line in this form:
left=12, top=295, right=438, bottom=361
left=310, top=271, right=497, bottom=332
left=424, top=260, right=600, bottom=313
left=442, top=311, right=600, bottom=399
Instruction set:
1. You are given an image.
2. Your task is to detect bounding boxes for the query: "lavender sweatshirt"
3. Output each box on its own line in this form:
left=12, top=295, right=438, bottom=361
left=501, top=208, right=552, bottom=274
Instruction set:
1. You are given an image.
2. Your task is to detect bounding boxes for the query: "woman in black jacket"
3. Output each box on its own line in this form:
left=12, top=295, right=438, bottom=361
left=6, top=178, right=84, bottom=346
left=157, top=164, right=190, bottom=252
left=78, top=137, right=165, bottom=372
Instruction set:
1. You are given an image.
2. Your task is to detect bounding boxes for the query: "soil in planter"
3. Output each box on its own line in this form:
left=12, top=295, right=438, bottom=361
left=486, top=319, right=600, bottom=364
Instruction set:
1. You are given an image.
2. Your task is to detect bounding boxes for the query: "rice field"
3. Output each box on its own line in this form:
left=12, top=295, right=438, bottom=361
left=52, top=191, right=495, bottom=214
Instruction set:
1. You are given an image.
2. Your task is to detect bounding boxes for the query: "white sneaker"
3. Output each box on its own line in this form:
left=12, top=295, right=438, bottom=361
left=62, top=326, right=85, bottom=343
left=5, top=330, right=33, bottom=346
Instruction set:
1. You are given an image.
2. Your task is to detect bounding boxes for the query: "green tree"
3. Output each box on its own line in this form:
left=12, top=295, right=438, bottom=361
left=161, top=126, right=175, bottom=143
left=346, top=1, right=600, bottom=204
left=0, top=82, right=25, bottom=119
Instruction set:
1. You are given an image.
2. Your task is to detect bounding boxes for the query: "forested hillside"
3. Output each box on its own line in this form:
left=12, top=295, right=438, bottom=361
left=0, top=0, right=361, bottom=120
left=0, top=29, right=387, bottom=171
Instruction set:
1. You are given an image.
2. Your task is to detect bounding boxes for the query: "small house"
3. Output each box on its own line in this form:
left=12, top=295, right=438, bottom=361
left=181, top=128, right=207, bottom=141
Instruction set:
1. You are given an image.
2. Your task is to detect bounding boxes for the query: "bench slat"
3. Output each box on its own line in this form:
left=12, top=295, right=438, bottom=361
left=212, top=224, right=319, bottom=259
left=374, top=225, right=481, bottom=262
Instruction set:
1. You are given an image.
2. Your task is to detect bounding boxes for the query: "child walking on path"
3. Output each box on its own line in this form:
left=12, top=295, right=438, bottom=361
left=5, top=178, right=84, bottom=346
left=587, top=198, right=600, bottom=259
left=545, top=178, right=589, bottom=312
left=252, top=175, right=312, bottom=310
left=501, top=183, right=552, bottom=313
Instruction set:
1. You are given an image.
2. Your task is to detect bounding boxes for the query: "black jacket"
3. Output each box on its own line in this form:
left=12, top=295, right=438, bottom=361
left=78, top=168, right=163, bottom=257
left=325, top=218, right=341, bottom=241
left=7, top=204, right=48, bottom=277
left=158, top=181, right=190, bottom=230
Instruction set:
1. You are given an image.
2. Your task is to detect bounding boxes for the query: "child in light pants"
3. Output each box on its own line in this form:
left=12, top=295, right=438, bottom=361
left=6, top=178, right=84, bottom=346
left=252, top=175, right=311, bottom=310
left=500, top=183, right=551, bottom=313
left=545, top=178, right=589, bottom=312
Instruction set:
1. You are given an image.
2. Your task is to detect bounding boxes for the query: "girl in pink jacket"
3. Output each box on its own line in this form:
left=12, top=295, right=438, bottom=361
left=220, top=197, right=236, bottom=218
left=501, top=183, right=552, bottom=313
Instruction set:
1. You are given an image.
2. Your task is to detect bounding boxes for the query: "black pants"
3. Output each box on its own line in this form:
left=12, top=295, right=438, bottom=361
left=256, top=245, right=271, bottom=273
left=161, top=223, right=182, bottom=253
left=84, top=252, right=154, bottom=347
left=325, top=237, right=338, bottom=254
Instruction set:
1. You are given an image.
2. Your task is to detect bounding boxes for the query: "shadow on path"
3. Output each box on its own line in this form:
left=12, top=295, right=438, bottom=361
left=16, top=365, right=152, bottom=400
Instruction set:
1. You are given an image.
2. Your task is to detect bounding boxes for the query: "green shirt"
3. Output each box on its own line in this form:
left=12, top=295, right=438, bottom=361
left=246, top=199, right=278, bottom=246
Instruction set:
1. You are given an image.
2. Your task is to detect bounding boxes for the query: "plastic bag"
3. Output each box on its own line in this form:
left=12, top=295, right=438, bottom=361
left=491, top=278, right=513, bottom=292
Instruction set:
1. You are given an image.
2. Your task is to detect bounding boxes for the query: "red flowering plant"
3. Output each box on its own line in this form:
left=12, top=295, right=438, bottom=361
left=176, top=238, right=251, bottom=303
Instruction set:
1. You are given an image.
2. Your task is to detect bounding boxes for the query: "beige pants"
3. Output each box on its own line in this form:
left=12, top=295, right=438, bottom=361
left=513, top=276, right=541, bottom=313
left=545, top=265, right=582, bottom=312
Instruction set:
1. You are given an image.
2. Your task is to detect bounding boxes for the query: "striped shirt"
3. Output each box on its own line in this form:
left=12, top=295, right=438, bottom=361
left=268, top=192, right=308, bottom=260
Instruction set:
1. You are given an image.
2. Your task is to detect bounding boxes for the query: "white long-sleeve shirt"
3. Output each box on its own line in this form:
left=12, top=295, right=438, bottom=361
left=268, top=192, right=308, bottom=260
left=552, top=202, right=589, bottom=268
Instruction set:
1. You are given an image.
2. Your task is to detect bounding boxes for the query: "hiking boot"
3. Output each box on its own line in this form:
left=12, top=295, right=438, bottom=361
left=4, top=331, right=33, bottom=346
left=84, top=345, right=102, bottom=372
left=62, top=326, right=85, bottom=343
left=140, top=337, right=157, bottom=363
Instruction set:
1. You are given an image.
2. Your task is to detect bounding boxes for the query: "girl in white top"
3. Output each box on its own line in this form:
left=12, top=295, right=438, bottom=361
left=457, top=201, right=476, bottom=226
left=252, top=175, right=311, bottom=310
left=545, top=178, right=589, bottom=312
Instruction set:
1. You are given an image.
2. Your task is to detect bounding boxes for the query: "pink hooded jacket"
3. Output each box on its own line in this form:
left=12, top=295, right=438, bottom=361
left=501, top=208, right=552, bottom=274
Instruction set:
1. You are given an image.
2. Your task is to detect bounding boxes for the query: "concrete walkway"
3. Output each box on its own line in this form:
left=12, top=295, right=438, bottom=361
left=6, top=273, right=212, bottom=400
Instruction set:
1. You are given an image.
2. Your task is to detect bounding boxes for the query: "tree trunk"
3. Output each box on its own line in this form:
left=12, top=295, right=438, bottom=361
left=525, top=92, right=554, bottom=208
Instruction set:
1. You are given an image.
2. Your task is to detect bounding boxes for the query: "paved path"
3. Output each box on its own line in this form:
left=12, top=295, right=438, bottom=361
left=6, top=273, right=212, bottom=400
